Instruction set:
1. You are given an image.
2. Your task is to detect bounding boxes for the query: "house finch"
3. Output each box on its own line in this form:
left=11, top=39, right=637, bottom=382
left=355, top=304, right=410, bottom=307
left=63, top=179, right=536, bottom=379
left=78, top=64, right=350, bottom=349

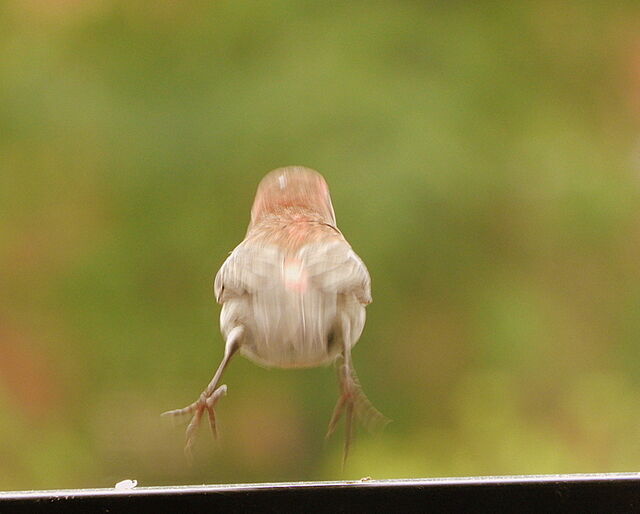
left=163, top=166, right=387, bottom=463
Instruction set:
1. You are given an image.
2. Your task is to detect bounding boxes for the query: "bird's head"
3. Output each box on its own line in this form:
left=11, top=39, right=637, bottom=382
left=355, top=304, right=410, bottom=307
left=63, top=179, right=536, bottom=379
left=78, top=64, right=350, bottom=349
left=250, top=166, right=337, bottom=228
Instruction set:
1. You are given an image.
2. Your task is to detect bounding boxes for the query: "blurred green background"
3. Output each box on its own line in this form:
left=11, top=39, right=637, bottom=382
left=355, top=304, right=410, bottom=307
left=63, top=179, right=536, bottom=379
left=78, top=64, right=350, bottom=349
left=2, top=0, right=640, bottom=490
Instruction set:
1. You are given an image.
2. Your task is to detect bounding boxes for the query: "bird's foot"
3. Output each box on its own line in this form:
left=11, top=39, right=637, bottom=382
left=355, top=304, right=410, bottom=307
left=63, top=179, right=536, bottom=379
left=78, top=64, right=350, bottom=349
left=326, top=373, right=389, bottom=467
left=162, top=384, right=228, bottom=461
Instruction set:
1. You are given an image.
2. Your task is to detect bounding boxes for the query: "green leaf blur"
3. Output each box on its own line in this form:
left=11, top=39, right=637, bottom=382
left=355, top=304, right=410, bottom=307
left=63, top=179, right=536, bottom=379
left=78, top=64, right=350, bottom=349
left=1, top=0, right=640, bottom=489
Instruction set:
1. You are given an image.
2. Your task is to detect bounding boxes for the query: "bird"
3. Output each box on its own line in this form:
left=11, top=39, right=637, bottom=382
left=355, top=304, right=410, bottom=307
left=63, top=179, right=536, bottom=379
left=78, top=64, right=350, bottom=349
left=162, top=166, right=388, bottom=464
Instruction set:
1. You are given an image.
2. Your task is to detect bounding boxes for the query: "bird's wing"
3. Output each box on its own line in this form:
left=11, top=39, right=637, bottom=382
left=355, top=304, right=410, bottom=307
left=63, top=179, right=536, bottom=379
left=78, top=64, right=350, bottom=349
left=214, top=231, right=371, bottom=306
left=301, top=239, right=372, bottom=305
left=214, top=242, right=281, bottom=304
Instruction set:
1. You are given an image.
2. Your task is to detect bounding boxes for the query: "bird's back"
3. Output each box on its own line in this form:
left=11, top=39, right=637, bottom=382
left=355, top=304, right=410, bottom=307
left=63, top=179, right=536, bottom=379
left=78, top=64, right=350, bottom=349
left=215, top=214, right=370, bottom=368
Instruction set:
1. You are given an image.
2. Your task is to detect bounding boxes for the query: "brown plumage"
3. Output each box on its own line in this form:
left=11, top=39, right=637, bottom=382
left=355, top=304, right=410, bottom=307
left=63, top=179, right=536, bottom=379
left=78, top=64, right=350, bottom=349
left=163, top=166, right=387, bottom=464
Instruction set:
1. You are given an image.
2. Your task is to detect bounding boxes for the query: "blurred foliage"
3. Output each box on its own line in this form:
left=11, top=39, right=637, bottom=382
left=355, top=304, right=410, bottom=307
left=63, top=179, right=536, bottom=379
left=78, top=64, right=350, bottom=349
left=1, top=0, right=640, bottom=490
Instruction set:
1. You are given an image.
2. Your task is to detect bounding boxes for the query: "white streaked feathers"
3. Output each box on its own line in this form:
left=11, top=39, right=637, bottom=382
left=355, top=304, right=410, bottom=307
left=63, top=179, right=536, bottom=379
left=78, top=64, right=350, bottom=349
left=214, top=239, right=371, bottom=368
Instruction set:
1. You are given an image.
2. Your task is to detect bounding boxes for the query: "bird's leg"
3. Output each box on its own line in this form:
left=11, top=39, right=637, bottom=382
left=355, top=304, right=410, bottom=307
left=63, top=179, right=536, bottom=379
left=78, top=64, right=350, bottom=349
left=326, top=320, right=389, bottom=467
left=162, top=325, right=243, bottom=459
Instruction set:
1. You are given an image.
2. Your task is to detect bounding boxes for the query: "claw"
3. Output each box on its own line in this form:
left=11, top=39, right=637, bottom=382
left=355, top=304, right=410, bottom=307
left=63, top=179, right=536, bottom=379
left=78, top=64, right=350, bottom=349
left=205, top=385, right=227, bottom=439
left=162, top=384, right=229, bottom=458
left=206, top=406, right=218, bottom=440
left=326, top=395, right=346, bottom=439
left=326, top=365, right=390, bottom=467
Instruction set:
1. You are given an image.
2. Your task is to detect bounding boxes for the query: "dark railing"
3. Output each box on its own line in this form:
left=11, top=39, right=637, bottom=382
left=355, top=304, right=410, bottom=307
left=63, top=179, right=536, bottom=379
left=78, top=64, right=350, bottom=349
left=1, top=473, right=640, bottom=513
